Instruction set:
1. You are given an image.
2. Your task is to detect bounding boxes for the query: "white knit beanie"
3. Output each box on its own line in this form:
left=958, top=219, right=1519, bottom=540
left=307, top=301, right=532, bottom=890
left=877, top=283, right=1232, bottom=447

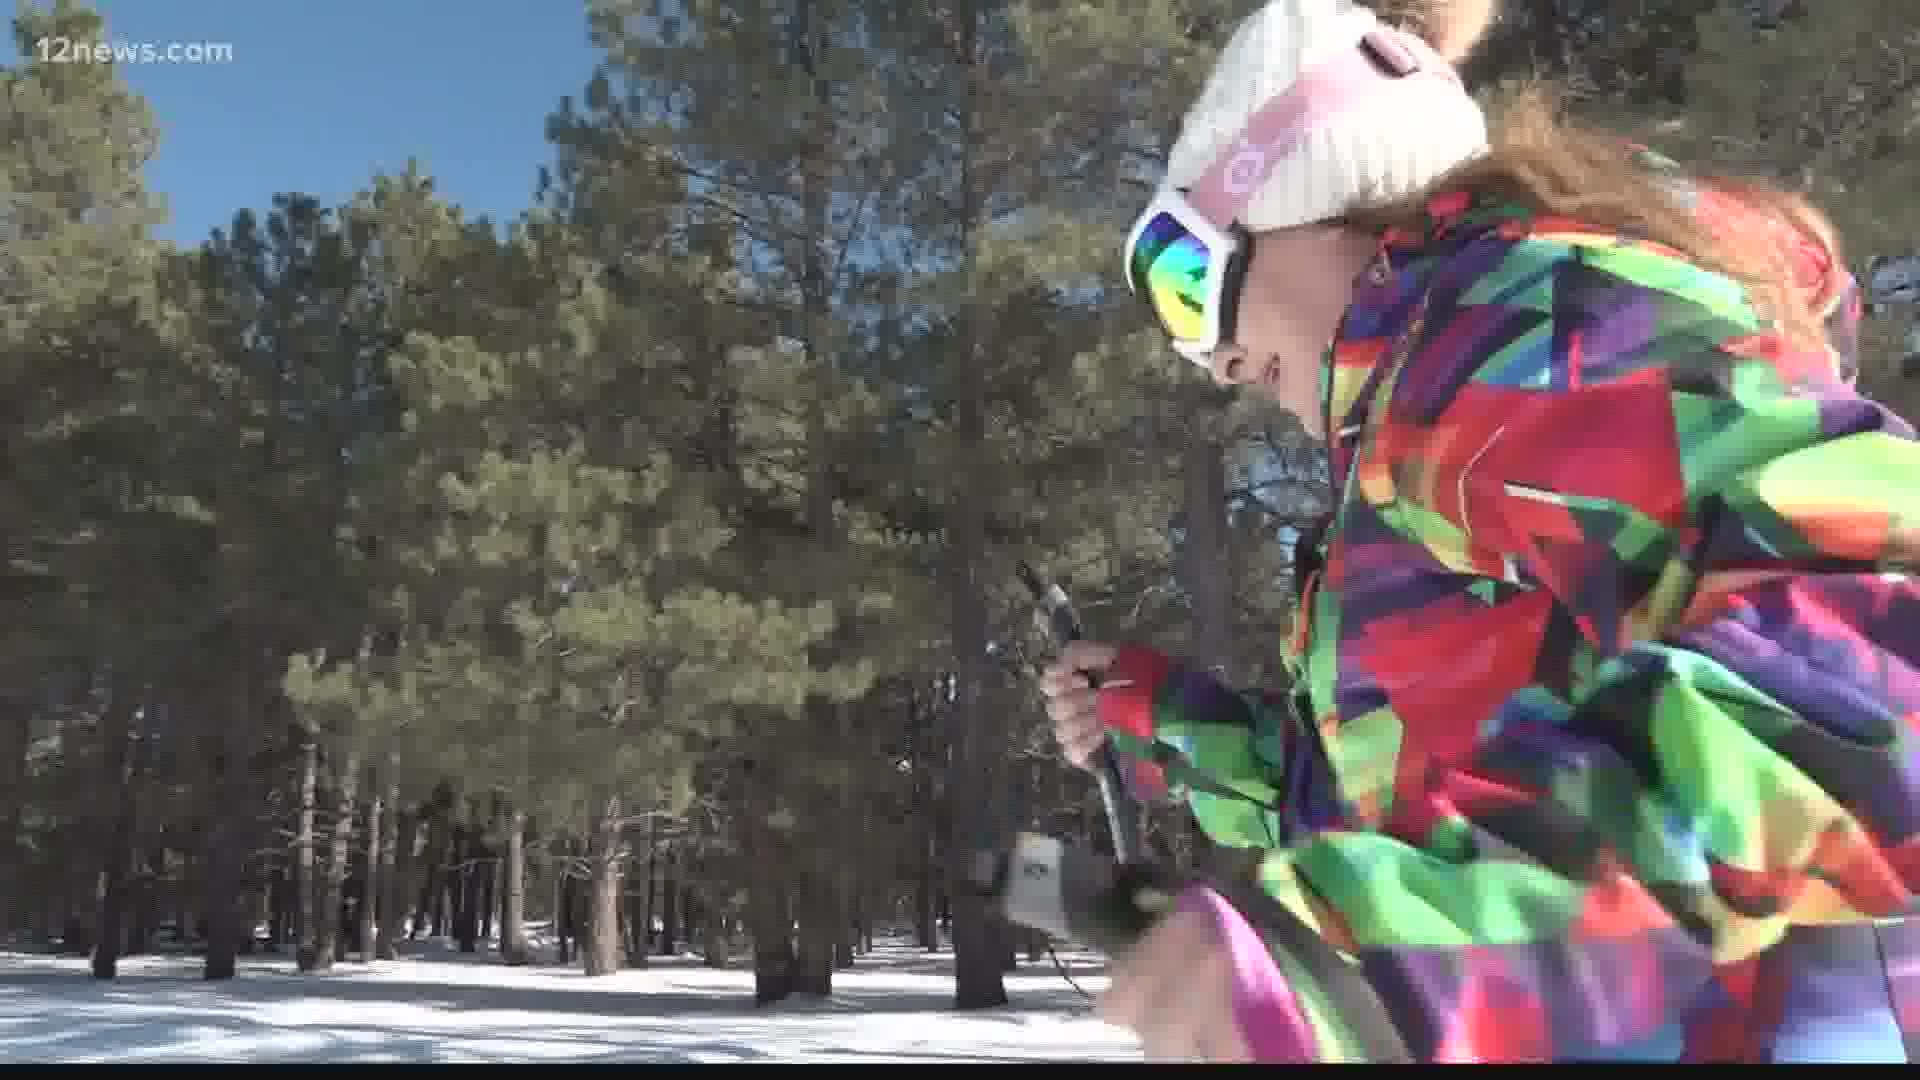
left=1165, top=0, right=1491, bottom=230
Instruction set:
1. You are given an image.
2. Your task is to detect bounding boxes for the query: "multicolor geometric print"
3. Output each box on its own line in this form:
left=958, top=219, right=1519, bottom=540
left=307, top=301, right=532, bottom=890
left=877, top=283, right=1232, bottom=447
left=1097, top=187, right=1920, bottom=1062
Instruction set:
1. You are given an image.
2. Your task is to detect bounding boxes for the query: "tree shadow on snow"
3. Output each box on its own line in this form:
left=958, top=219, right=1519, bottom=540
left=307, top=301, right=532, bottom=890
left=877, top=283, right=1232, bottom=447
left=0, top=1007, right=773, bottom=1064
left=2, top=969, right=1091, bottom=1020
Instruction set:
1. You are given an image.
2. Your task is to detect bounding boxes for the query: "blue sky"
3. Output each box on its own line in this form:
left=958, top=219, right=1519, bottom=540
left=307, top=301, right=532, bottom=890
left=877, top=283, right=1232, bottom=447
left=5, top=0, right=603, bottom=247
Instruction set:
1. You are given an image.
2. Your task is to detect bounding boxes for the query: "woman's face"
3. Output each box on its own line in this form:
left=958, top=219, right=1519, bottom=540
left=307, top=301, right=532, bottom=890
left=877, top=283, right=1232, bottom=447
left=1206, top=223, right=1378, bottom=435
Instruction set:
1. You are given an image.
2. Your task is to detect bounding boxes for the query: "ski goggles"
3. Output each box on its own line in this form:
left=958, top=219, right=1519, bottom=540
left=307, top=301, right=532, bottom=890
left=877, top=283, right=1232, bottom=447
left=1121, top=28, right=1454, bottom=367
left=1123, top=189, right=1254, bottom=366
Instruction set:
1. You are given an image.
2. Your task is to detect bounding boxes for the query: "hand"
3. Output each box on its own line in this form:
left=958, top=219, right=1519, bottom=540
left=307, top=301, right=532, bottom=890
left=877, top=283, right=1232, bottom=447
left=1098, top=903, right=1253, bottom=1062
left=1038, top=640, right=1119, bottom=771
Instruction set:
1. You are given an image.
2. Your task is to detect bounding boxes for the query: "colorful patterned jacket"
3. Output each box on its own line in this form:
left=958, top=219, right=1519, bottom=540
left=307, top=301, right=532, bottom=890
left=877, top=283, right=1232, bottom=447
left=1095, top=176, right=1920, bottom=1062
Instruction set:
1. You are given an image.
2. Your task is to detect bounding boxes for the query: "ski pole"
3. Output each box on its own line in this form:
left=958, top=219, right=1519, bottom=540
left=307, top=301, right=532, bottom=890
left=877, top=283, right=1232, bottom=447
left=958, top=831, right=1413, bottom=1062
left=1017, top=562, right=1143, bottom=864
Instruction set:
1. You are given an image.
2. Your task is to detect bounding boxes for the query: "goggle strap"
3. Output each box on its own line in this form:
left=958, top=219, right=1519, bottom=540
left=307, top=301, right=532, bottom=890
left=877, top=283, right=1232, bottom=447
left=1186, top=28, right=1462, bottom=228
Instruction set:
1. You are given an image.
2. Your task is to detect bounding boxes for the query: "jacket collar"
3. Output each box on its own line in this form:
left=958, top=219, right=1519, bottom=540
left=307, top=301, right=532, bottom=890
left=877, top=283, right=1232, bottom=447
left=1322, top=189, right=1527, bottom=490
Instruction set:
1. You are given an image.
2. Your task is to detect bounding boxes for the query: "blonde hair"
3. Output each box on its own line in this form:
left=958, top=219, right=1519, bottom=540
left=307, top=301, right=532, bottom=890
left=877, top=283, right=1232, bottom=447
left=1347, top=1, right=1844, bottom=349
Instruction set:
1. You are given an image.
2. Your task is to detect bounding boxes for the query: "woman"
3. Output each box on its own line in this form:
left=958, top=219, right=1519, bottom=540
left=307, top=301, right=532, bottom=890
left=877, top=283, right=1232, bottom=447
left=1040, top=0, right=1919, bottom=1063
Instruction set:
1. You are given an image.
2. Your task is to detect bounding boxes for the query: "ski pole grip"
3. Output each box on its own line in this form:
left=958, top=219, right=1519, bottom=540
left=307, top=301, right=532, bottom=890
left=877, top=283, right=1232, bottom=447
left=1067, top=657, right=1136, bottom=857
left=1070, top=654, right=1141, bottom=864
left=1019, top=562, right=1144, bottom=864
left=1093, top=744, right=1142, bottom=863
left=1049, top=595, right=1141, bottom=863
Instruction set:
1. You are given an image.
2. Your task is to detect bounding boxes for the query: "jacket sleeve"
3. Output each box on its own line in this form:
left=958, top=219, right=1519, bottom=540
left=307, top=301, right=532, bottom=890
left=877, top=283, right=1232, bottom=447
left=1094, top=646, right=1306, bottom=850
left=1215, top=236, right=1920, bottom=1062
left=1092, top=513, right=1344, bottom=850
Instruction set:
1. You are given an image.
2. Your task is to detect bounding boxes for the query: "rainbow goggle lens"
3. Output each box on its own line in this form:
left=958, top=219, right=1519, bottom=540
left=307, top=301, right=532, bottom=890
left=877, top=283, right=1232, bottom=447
left=1123, top=189, right=1252, bottom=367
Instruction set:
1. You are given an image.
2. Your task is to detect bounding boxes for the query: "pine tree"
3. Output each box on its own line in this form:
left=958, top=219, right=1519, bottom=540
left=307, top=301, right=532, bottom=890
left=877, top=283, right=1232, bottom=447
left=0, top=0, right=210, bottom=979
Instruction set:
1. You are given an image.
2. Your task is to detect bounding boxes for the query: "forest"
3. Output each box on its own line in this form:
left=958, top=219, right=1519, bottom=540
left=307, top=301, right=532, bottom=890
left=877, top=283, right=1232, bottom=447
left=4, top=0, right=1917, bottom=1010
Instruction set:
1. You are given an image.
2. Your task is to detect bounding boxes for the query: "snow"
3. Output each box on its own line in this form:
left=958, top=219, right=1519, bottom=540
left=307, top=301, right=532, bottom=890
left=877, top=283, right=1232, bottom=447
left=0, top=935, right=1143, bottom=1063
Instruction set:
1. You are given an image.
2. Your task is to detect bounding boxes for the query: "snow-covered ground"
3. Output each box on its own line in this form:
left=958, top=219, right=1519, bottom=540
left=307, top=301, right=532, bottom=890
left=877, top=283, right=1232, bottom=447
left=0, top=935, right=1142, bottom=1063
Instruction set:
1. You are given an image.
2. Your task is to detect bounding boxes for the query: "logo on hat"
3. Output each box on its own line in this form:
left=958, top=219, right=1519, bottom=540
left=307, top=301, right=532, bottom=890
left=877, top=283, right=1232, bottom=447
left=1222, top=146, right=1270, bottom=195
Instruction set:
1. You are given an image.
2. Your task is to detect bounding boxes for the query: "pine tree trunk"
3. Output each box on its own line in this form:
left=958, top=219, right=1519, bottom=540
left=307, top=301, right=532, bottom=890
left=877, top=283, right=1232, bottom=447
left=414, top=837, right=433, bottom=940
left=745, top=751, right=794, bottom=1003
left=479, top=848, right=495, bottom=946
left=452, top=824, right=481, bottom=953
left=792, top=867, right=835, bottom=995
left=701, top=889, right=728, bottom=968
left=835, top=877, right=857, bottom=969
left=555, top=838, right=573, bottom=966
left=313, top=750, right=358, bottom=972
left=380, top=803, right=409, bottom=956
left=909, top=684, right=939, bottom=952
left=658, top=853, right=678, bottom=957
left=786, top=0, right=842, bottom=1004
left=294, top=726, right=320, bottom=971
left=235, top=880, right=259, bottom=957
left=200, top=834, right=247, bottom=979
left=419, top=801, right=447, bottom=939
left=681, top=883, right=698, bottom=956
left=0, top=698, right=31, bottom=937
left=130, top=848, right=162, bottom=956
left=500, top=809, right=530, bottom=965
left=945, top=0, right=1008, bottom=1010
left=583, top=798, right=623, bottom=976
left=357, top=770, right=381, bottom=962
left=446, top=824, right=467, bottom=945
left=268, top=865, right=290, bottom=950
left=626, top=819, right=653, bottom=969
left=792, top=723, right=838, bottom=997
left=702, top=895, right=721, bottom=960
left=915, top=823, right=938, bottom=952
left=91, top=695, right=137, bottom=980
left=201, top=678, right=258, bottom=981
left=834, top=709, right=860, bottom=970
